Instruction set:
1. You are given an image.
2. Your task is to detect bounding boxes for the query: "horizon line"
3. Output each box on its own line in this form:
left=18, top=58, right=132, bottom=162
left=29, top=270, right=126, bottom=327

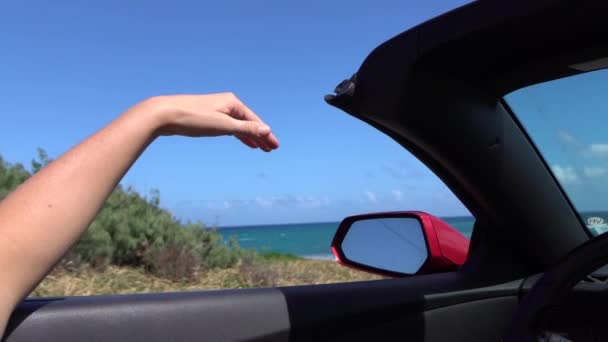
left=216, top=215, right=476, bottom=229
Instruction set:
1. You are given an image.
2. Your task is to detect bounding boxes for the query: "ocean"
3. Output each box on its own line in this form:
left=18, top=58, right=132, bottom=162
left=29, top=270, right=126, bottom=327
left=218, top=216, right=476, bottom=260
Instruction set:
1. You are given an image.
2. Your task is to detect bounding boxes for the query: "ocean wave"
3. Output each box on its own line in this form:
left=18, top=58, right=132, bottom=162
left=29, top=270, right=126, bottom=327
left=301, top=254, right=336, bottom=261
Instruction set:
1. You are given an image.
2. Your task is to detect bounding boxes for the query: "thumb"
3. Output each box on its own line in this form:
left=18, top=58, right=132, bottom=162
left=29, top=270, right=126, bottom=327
left=232, top=119, right=271, bottom=138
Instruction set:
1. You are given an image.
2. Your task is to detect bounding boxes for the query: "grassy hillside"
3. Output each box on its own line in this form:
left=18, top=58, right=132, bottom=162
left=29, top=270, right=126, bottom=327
left=2, top=150, right=383, bottom=297
left=33, top=259, right=382, bottom=297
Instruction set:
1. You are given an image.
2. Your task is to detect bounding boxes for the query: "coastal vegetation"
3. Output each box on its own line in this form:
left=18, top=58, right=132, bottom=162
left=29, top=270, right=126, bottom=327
left=0, top=150, right=380, bottom=296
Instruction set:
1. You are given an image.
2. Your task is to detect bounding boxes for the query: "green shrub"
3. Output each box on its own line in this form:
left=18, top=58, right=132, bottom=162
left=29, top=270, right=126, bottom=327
left=0, top=149, right=249, bottom=280
left=0, top=157, right=30, bottom=200
left=258, top=252, right=301, bottom=262
left=73, top=221, right=115, bottom=268
left=143, top=242, right=200, bottom=281
left=68, top=183, right=250, bottom=276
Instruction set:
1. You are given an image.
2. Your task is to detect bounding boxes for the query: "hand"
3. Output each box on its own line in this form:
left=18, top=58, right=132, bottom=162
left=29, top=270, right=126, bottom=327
left=142, top=93, right=279, bottom=152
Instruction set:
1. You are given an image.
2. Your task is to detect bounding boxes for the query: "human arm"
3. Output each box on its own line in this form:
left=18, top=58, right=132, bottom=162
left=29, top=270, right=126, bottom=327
left=0, top=93, right=279, bottom=333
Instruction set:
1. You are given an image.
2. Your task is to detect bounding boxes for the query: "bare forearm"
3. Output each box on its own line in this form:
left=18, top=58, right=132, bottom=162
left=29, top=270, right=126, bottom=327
left=0, top=103, right=162, bottom=308
left=0, top=93, right=278, bottom=334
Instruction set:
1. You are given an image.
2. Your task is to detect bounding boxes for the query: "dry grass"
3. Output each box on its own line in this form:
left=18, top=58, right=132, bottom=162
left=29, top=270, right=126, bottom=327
left=31, top=259, right=383, bottom=297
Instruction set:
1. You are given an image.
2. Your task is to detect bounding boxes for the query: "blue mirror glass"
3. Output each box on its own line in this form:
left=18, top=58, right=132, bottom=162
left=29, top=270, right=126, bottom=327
left=341, top=217, right=428, bottom=274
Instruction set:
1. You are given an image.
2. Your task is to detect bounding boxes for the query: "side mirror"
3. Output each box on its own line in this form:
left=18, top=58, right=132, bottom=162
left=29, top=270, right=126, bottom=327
left=330, top=211, right=470, bottom=277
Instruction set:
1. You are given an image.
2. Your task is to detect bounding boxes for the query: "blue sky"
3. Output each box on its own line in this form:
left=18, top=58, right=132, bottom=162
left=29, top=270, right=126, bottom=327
left=0, top=0, right=474, bottom=226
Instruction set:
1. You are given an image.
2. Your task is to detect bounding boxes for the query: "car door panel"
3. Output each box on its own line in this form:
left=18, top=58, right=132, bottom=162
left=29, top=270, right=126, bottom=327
left=5, top=289, right=291, bottom=342
left=329, top=297, right=518, bottom=342
left=5, top=273, right=520, bottom=341
left=282, top=273, right=519, bottom=341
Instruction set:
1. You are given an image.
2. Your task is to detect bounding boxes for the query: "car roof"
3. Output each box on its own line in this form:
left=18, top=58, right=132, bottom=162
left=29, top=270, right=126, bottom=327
left=327, top=0, right=608, bottom=115
left=325, top=0, right=607, bottom=274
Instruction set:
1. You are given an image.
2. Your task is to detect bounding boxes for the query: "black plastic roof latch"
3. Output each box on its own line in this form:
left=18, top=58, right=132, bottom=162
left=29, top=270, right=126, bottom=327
left=324, top=74, right=357, bottom=113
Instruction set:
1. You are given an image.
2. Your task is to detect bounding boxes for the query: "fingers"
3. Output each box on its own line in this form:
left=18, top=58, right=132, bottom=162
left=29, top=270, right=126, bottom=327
left=224, top=93, right=262, bottom=122
left=264, top=133, right=280, bottom=149
left=237, top=136, right=258, bottom=149
left=229, top=118, right=277, bottom=152
left=223, top=93, right=280, bottom=151
left=236, top=135, right=273, bottom=152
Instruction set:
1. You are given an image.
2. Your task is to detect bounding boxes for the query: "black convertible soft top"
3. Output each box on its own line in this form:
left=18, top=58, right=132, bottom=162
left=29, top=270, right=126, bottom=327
left=327, top=0, right=608, bottom=118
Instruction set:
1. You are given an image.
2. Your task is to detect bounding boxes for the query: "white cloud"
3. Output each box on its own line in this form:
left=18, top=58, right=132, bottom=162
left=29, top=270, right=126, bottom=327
left=557, top=130, right=579, bottom=146
left=255, top=197, right=273, bottom=208
left=250, top=195, right=332, bottom=209
left=551, top=165, right=580, bottom=184
left=365, top=191, right=377, bottom=203
left=177, top=194, right=333, bottom=215
left=553, top=131, right=608, bottom=161
left=589, top=144, right=608, bottom=158
left=583, top=166, right=608, bottom=178
left=391, top=190, right=403, bottom=201
left=294, top=195, right=331, bottom=208
left=204, top=200, right=231, bottom=210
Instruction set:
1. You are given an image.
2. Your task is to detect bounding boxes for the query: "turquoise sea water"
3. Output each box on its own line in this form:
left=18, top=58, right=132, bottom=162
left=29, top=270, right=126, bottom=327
left=218, top=216, right=475, bottom=259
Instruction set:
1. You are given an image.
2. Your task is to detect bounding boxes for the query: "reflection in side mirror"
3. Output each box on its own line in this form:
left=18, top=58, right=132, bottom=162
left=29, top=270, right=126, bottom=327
left=341, top=218, right=427, bottom=275
left=331, top=211, right=470, bottom=277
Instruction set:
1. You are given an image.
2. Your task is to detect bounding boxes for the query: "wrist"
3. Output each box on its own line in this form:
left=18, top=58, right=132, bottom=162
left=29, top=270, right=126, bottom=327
left=126, top=96, right=174, bottom=138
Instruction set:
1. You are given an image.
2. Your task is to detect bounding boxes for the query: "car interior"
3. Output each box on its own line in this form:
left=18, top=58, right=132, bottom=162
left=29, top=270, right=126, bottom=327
left=5, top=0, right=608, bottom=341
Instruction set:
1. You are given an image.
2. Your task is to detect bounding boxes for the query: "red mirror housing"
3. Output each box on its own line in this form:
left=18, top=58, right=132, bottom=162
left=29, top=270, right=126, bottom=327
left=331, top=211, right=470, bottom=277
